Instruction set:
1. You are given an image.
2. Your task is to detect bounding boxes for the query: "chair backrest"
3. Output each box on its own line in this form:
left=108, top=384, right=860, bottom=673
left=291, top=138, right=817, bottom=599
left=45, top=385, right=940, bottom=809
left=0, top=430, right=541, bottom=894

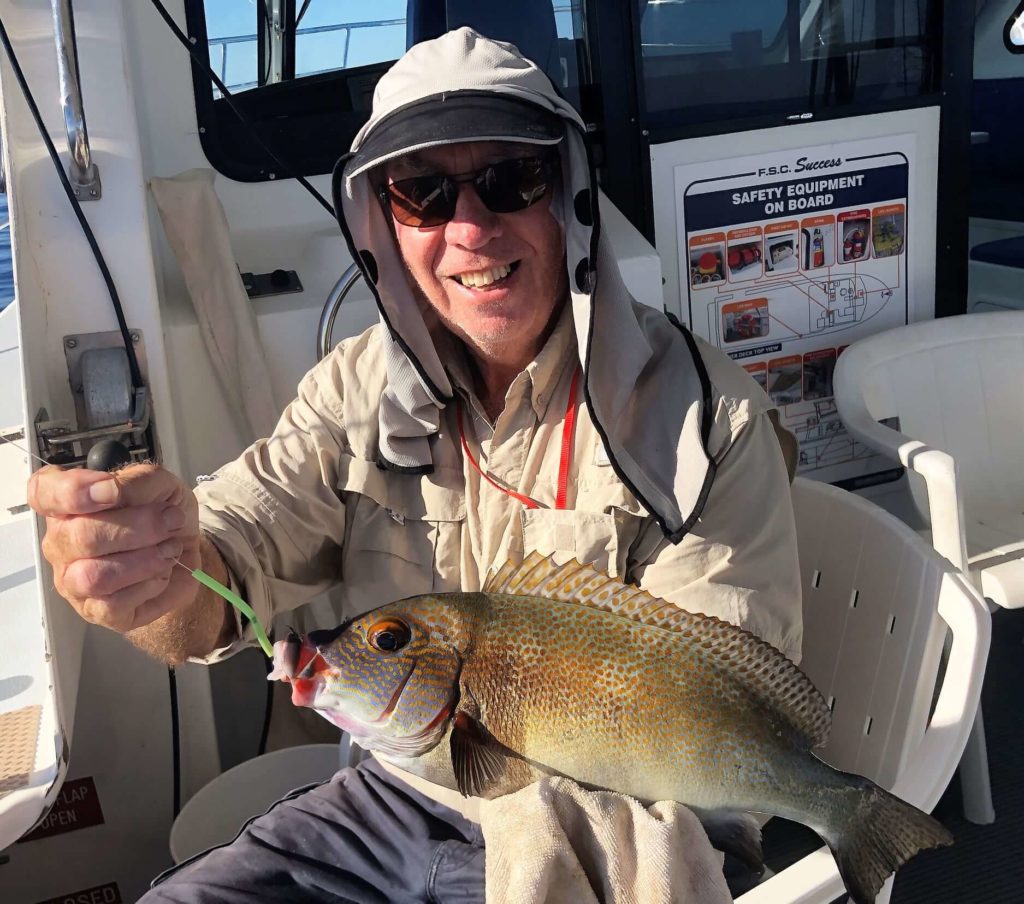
left=833, top=311, right=1024, bottom=524
left=791, top=478, right=985, bottom=806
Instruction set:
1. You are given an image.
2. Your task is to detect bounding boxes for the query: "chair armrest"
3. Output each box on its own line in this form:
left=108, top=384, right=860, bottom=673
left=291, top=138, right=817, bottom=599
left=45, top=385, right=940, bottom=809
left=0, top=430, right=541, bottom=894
left=735, top=846, right=846, bottom=904
left=891, top=569, right=991, bottom=809
left=835, top=392, right=969, bottom=572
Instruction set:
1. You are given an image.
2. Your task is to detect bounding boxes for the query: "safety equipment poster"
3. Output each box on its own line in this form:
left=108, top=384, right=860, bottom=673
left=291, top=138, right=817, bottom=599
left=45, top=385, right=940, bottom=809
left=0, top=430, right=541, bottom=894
left=651, top=111, right=939, bottom=485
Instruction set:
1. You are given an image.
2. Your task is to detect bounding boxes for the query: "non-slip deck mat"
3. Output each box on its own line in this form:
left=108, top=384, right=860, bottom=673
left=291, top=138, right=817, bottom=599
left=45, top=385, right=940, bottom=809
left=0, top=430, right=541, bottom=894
left=890, top=607, right=1024, bottom=903
left=0, top=704, right=41, bottom=798
left=759, top=607, right=1024, bottom=903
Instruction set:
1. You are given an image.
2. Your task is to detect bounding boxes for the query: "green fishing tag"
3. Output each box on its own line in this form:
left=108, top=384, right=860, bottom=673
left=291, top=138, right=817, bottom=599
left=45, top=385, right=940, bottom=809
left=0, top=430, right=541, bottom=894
left=189, top=567, right=274, bottom=658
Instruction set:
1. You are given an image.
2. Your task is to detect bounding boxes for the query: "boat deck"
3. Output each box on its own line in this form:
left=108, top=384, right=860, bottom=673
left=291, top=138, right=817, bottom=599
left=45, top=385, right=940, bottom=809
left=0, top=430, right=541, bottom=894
left=762, top=605, right=1024, bottom=902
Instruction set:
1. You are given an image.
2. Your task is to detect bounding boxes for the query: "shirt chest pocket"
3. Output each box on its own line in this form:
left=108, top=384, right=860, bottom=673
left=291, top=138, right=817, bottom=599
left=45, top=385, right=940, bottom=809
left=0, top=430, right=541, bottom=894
left=338, top=458, right=465, bottom=616
left=520, top=506, right=645, bottom=580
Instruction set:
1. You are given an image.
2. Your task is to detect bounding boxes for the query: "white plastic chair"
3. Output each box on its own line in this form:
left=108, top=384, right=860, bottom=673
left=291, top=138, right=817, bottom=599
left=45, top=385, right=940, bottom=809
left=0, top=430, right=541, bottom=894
left=170, top=743, right=349, bottom=863
left=170, top=480, right=988, bottom=901
left=833, top=310, right=1024, bottom=824
left=737, top=477, right=989, bottom=904
left=834, top=312, right=1024, bottom=608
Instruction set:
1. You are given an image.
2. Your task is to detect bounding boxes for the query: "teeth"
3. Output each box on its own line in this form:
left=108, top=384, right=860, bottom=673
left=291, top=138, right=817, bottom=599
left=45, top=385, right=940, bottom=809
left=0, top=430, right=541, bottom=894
left=456, top=264, right=512, bottom=288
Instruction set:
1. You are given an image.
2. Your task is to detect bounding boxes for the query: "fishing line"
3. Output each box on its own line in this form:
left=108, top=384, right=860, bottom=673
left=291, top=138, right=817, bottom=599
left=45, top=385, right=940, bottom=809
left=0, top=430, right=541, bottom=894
left=0, top=14, right=144, bottom=389
left=0, top=432, right=50, bottom=466
left=0, top=433, right=274, bottom=657
left=0, top=431, right=193, bottom=821
left=145, top=0, right=335, bottom=218
left=1, top=6, right=287, bottom=826
left=171, top=558, right=273, bottom=658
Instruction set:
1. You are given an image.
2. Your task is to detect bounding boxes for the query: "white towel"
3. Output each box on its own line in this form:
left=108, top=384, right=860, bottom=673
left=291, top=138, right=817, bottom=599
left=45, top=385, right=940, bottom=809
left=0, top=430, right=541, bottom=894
left=479, top=778, right=733, bottom=904
left=149, top=169, right=279, bottom=442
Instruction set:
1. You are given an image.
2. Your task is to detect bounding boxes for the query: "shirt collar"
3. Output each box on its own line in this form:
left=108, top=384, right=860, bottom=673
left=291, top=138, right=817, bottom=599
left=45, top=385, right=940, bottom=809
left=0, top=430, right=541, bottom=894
left=441, top=301, right=577, bottom=421
left=524, top=302, right=575, bottom=419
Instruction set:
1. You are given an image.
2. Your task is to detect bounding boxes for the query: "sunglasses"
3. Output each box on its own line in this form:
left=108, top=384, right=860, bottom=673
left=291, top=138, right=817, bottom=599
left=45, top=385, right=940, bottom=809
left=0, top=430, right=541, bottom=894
left=380, top=154, right=559, bottom=228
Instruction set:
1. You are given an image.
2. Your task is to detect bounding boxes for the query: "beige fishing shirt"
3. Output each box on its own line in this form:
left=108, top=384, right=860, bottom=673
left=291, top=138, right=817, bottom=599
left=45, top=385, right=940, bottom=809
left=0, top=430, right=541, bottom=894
left=194, top=307, right=801, bottom=817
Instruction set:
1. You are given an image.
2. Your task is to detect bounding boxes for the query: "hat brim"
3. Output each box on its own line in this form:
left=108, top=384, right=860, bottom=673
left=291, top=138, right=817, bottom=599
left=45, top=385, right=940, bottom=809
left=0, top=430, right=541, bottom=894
left=346, top=92, right=564, bottom=180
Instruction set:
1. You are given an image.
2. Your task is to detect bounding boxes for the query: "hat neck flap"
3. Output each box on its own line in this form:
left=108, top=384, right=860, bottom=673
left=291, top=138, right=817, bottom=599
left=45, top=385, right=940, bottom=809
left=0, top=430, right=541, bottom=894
left=334, top=29, right=715, bottom=537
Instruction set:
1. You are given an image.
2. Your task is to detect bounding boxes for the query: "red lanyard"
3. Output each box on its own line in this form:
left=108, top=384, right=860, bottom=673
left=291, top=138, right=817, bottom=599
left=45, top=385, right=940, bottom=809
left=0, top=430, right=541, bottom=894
left=456, top=366, right=581, bottom=511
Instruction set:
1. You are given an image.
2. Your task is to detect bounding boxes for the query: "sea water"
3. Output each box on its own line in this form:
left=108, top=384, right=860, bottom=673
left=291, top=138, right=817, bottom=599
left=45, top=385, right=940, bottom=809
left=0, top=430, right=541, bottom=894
left=0, top=195, right=12, bottom=312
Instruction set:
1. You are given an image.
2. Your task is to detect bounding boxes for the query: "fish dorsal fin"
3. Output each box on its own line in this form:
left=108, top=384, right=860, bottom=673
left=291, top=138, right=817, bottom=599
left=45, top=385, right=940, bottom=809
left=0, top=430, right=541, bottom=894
left=485, top=552, right=830, bottom=749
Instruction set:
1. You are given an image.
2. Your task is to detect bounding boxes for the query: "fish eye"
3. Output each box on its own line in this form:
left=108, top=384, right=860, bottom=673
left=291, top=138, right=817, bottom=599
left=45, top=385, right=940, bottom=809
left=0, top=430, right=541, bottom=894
left=367, top=618, right=411, bottom=653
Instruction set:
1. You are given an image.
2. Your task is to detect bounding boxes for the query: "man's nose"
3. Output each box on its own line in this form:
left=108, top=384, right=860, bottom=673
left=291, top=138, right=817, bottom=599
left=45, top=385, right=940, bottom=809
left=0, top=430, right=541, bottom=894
left=444, top=183, right=502, bottom=249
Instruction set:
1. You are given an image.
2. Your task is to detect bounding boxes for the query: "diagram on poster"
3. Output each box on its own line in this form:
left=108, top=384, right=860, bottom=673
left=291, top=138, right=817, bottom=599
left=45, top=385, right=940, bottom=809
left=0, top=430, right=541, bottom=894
left=674, top=133, right=917, bottom=483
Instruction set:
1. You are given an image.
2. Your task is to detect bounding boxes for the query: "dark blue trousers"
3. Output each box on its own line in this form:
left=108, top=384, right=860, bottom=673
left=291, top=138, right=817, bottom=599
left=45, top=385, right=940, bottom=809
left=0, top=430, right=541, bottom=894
left=143, top=758, right=486, bottom=904
left=144, top=755, right=758, bottom=902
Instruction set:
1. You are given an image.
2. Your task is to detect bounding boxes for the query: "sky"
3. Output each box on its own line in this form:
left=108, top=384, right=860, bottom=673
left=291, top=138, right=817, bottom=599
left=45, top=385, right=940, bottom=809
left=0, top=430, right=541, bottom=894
left=205, top=1, right=579, bottom=90
left=206, top=0, right=408, bottom=89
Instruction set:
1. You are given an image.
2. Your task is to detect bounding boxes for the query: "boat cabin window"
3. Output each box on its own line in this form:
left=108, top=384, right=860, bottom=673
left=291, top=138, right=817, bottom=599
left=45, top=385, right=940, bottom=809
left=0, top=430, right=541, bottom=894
left=638, top=0, right=943, bottom=128
left=184, top=1, right=591, bottom=182
left=971, top=0, right=1024, bottom=223
left=203, top=1, right=407, bottom=96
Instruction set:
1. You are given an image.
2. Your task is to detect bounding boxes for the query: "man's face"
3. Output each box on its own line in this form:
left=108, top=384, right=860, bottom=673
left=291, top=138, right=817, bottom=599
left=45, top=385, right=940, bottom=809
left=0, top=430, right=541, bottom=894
left=385, top=141, right=568, bottom=368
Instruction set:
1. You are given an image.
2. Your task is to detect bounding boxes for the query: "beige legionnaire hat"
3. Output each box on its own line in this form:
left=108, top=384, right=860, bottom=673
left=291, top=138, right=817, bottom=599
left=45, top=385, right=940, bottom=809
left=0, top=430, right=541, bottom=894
left=333, top=28, right=715, bottom=542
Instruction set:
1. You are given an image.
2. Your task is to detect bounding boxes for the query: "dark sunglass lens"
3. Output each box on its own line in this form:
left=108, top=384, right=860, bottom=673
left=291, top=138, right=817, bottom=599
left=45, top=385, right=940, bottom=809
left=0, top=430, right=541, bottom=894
left=387, top=174, right=454, bottom=227
left=477, top=158, right=551, bottom=214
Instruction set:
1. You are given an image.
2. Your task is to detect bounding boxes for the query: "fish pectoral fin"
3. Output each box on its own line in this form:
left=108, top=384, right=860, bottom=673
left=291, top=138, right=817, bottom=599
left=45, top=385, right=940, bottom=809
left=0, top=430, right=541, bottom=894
left=450, top=710, right=513, bottom=798
left=692, top=809, right=765, bottom=875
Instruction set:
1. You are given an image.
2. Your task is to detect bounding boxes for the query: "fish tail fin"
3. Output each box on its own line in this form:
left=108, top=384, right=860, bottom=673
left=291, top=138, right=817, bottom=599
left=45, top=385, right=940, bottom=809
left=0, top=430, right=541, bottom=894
left=824, top=784, right=952, bottom=904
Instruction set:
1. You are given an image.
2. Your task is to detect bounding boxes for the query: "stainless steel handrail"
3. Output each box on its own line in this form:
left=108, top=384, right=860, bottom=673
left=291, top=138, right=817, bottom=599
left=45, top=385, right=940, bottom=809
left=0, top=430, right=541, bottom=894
left=317, top=263, right=364, bottom=361
left=51, top=0, right=101, bottom=200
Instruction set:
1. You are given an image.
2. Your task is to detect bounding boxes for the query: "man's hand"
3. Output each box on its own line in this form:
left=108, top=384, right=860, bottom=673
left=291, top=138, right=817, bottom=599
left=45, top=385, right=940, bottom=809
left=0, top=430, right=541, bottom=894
left=28, top=463, right=201, bottom=633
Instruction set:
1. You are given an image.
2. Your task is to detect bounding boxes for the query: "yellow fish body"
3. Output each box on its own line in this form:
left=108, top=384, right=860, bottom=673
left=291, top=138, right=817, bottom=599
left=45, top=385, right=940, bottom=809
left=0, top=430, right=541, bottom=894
left=270, top=553, right=950, bottom=904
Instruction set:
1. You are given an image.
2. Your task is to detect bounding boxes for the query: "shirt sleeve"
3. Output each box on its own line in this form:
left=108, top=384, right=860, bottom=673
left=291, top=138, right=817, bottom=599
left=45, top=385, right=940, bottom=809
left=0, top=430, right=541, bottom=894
left=628, top=410, right=803, bottom=664
left=191, top=353, right=352, bottom=661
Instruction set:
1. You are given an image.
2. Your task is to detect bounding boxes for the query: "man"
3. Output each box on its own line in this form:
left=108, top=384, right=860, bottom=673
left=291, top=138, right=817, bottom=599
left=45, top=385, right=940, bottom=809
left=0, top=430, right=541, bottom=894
left=28, top=28, right=801, bottom=903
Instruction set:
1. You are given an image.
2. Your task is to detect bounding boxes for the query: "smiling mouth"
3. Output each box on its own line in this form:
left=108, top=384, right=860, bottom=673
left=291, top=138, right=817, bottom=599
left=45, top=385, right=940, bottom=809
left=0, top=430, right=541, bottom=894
left=452, top=261, right=520, bottom=289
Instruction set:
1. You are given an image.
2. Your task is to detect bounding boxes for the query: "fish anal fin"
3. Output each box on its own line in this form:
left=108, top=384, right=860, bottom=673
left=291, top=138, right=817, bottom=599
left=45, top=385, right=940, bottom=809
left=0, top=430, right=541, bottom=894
left=484, top=553, right=831, bottom=750
left=694, top=809, right=765, bottom=875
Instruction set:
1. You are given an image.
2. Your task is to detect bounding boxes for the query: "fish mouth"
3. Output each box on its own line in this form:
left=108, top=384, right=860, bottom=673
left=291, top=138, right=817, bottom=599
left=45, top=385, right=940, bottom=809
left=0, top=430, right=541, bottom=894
left=309, top=666, right=454, bottom=758
left=304, top=662, right=417, bottom=732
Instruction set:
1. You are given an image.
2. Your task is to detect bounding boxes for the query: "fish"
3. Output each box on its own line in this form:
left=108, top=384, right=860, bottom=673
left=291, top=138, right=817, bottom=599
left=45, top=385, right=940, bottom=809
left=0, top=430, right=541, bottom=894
left=269, top=552, right=952, bottom=904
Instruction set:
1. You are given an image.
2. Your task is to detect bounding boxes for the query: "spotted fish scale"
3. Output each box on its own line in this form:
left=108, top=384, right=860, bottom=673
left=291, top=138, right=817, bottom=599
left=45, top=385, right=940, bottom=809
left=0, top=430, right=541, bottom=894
left=275, top=553, right=952, bottom=904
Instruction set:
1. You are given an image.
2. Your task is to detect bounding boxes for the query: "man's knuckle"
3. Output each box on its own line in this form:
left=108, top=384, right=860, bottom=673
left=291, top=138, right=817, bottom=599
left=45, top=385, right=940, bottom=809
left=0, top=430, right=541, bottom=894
left=85, top=597, right=130, bottom=632
left=26, top=473, right=40, bottom=510
left=40, top=530, right=57, bottom=563
left=66, top=517, right=94, bottom=554
left=81, top=597, right=106, bottom=626
left=68, top=558, right=100, bottom=596
left=53, top=571, right=73, bottom=605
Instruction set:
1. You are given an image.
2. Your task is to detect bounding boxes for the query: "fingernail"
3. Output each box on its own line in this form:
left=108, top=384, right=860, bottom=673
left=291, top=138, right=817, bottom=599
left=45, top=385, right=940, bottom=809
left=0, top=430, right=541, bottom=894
left=158, top=539, right=183, bottom=559
left=162, top=507, right=186, bottom=531
left=88, top=480, right=119, bottom=505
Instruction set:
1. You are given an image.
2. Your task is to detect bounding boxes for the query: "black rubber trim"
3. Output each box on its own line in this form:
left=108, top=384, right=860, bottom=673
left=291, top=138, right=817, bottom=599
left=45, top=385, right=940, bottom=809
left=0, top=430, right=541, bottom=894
left=668, top=312, right=714, bottom=449
left=577, top=132, right=715, bottom=544
left=665, top=312, right=718, bottom=539
left=0, top=14, right=144, bottom=389
left=150, top=0, right=334, bottom=216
